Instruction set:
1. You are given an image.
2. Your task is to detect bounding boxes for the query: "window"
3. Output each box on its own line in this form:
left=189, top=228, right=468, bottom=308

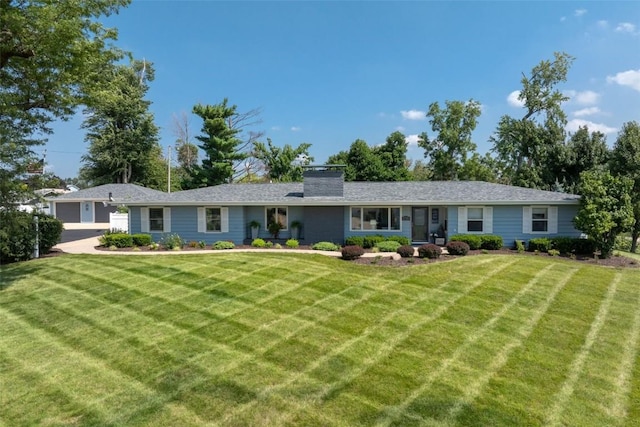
left=197, top=207, right=228, bottom=233
left=206, top=208, right=221, bottom=232
left=458, top=206, right=492, bottom=234
left=266, top=207, right=288, bottom=230
left=467, top=207, right=483, bottom=232
left=523, top=206, right=557, bottom=234
left=532, top=207, right=548, bottom=232
left=141, top=207, right=171, bottom=233
left=351, top=207, right=401, bottom=231
left=149, top=208, right=164, bottom=232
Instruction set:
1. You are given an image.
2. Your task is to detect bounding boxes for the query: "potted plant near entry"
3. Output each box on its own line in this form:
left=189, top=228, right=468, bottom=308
left=249, top=220, right=260, bottom=240
left=267, top=221, right=284, bottom=239
left=290, top=220, right=302, bottom=240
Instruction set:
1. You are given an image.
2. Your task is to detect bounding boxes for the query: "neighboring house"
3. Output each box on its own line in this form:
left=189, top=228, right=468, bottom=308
left=46, top=183, right=166, bottom=224
left=120, top=166, right=582, bottom=247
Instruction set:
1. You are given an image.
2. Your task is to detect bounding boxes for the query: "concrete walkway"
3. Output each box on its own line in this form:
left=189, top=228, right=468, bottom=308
left=53, top=237, right=404, bottom=259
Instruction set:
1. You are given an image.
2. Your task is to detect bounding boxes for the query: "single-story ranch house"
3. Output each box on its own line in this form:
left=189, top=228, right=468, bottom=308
left=47, top=183, right=166, bottom=224
left=116, top=166, right=581, bottom=247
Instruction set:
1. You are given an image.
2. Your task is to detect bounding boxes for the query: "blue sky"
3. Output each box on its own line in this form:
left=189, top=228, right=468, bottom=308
left=45, top=1, right=640, bottom=179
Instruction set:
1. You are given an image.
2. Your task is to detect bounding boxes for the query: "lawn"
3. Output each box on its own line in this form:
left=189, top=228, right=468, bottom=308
left=1, top=253, right=640, bottom=426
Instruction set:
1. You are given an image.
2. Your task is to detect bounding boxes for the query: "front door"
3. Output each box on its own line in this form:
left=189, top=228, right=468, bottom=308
left=81, top=201, right=94, bottom=223
left=412, top=207, right=429, bottom=242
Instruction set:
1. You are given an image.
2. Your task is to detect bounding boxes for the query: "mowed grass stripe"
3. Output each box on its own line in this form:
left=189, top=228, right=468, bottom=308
left=544, top=272, right=621, bottom=426
left=220, top=256, right=513, bottom=425
left=376, top=263, right=564, bottom=426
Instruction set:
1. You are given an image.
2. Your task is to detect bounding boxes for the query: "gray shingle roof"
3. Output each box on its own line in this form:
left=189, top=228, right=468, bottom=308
left=119, top=181, right=580, bottom=206
left=46, top=184, right=166, bottom=202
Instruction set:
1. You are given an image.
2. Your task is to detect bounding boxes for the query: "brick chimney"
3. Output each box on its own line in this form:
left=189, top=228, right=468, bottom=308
left=303, top=165, right=345, bottom=197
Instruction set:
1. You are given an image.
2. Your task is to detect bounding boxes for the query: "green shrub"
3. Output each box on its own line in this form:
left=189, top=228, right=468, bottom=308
left=132, top=234, right=152, bottom=246
left=551, top=236, right=574, bottom=254
left=480, top=235, right=503, bottom=250
left=341, top=245, right=365, bottom=260
left=387, top=235, right=410, bottom=245
left=285, top=239, right=299, bottom=248
left=100, top=233, right=133, bottom=248
left=212, top=240, right=235, bottom=250
left=160, top=233, right=184, bottom=250
left=375, top=240, right=401, bottom=252
left=265, top=241, right=273, bottom=248
left=417, top=243, right=442, bottom=259
left=37, top=215, right=63, bottom=253
left=0, top=211, right=34, bottom=263
left=363, top=234, right=385, bottom=249
left=446, top=241, right=470, bottom=256
left=345, top=236, right=364, bottom=247
left=251, top=238, right=266, bottom=248
left=274, top=243, right=282, bottom=249
left=188, top=240, right=199, bottom=248
left=515, top=240, right=525, bottom=253
left=613, top=235, right=633, bottom=252
left=448, top=234, right=482, bottom=250
left=312, top=241, right=340, bottom=251
left=548, top=249, right=560, bottom=257
left=574, top=238, right=597, bottom=255
left=397, top=245, right=415, bottom=258
left=198, top=240, right=206, bottom=249
left=528, top=238, right=551, bottom=252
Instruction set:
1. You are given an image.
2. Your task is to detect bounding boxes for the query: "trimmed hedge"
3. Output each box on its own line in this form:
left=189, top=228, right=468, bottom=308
left=363, top=235, right=385, bottom=249
left=285, top=239, right=299, bottom=248
left=386, top=235, right=410, bottom=245
left=0, top=212, right=64, bottom=263
left=448, top=234, right=482, bottom=250
left=446, top=240, right=470, bottom=256
left=212, top=240, right=235, bottom=250
left=528, top=238, right=551, bottom=252
left=312, top=241, right=340, bottom=251
left=480, top=235, right=503, bottom=250
left=397, top=245, right=415, bottom=258
left=132, top=234, right=152, bottom=246
left=341, top=245, right=365, bottom=260
left=417, top=243, right=442, bottom=259
left=344, top=236, right=364, bottom=247
left=100, top=233, right=133, bottom=248
left=375, top=241, right=402, bottom=252
left=38, top=215, right=64, bottom=253
left=251, top=238, right=266, bottom=248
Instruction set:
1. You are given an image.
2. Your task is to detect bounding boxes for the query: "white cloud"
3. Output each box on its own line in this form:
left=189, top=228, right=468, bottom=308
left=290, top=126, right=301, bottom=132
left=573, top=107, right=601, bottom=117
left=574, top=9, right=587, bottom=17
left=615, top=22, right=637, bottom=34
left=271, top=126, right=281, bottom=131
left=575, top=90, right=600, bottom=105
left=507, top=90, right=525, bottom=107
left=566, top=119, right=617, bottom=134
left=597, top=20, right=609, bottom=29
left=406, top=134, right=420, bottom=146
left=400, top=110, right=426, bottom=120
left=607, top=69, right=640, bottom=92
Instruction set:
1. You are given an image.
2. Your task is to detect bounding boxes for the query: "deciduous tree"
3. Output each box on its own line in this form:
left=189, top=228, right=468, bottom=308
left=610, top=121, right=640, bottom=253
left=418, top=99, right=482, bottom=180
left=252, top=138, right=313, bottom=182
left=491, top=52, right=573, bottom=189
left=0, top=0, right=129, bottom=207
left=574, top=170, right=634, bottom=258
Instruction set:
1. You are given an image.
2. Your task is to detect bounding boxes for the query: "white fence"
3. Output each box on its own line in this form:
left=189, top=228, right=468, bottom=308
left=109, top=212, right=129, bottom=232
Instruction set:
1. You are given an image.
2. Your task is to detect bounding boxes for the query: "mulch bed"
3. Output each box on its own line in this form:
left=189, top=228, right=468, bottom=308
left=58, top=245, right=639, bottom=268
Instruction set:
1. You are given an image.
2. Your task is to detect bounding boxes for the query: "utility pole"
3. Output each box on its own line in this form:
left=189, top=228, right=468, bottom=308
left=167, top=145, right=171, bottom=193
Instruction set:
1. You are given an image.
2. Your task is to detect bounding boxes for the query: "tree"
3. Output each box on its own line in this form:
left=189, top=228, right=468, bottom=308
left=563, top=126, right=609, bottom=194
left=171, top=112, right=198, bottom=170
left=345, top=139, right=387, bottom=181
left=610, top=121, right=640, bottom=253
left=80, top=60, right=162, bottom=187
left=375, top=131, right=411, bottom=181
left=252, top=138, right=313, bottom=182
left=409, top=160, right=433, bottom=181
left=0, top=0, right=129, bottom=207
left=418, top=99, right=482, bottom=180
left=187, top=99, right=248, bottom=188
left=574, top=170, right=634, bottom=258
left=458, top=153, right=498, bottom=182
left=491, top=52, right=573, bottom=189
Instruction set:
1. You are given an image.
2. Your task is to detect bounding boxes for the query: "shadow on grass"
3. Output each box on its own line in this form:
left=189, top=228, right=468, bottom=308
left=0, top=261, right=43, bottom=291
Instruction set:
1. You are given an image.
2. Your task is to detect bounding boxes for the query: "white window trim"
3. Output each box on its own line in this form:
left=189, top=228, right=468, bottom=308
left=457, top=206, right=493, bottom=234
left=265, top=207, right=289, bottom=231
left=523, top=206, right=557, bottom=234
left=197, top=207, right=229, bottom=233
left=141, top=207, right=171, bottom=233
left=350, top=206, right=402, bottom=232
